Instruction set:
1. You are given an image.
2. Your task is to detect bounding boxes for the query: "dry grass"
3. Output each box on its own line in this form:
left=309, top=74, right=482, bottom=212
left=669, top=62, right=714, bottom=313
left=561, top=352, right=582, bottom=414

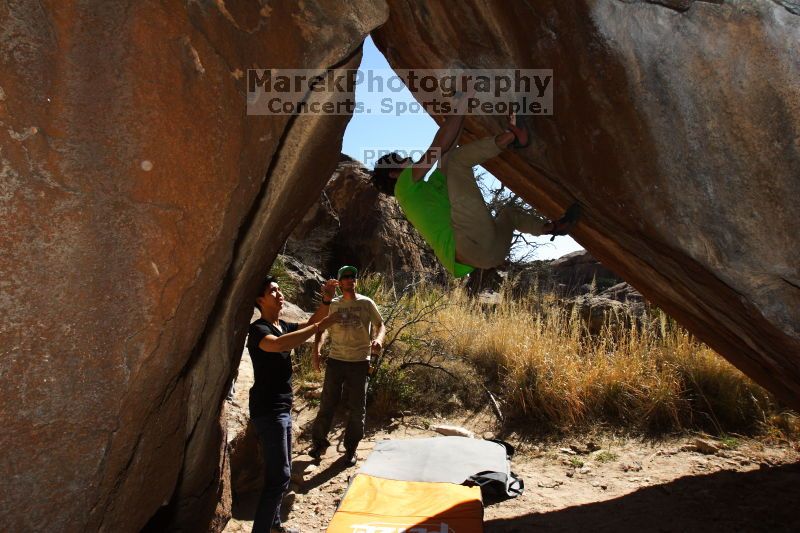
left=360, top=276, right=797, bottom=437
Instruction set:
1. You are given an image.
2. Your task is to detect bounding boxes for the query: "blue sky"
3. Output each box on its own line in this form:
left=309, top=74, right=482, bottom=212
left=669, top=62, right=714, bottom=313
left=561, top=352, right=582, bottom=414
left=342, top=37, right=582, bottom=261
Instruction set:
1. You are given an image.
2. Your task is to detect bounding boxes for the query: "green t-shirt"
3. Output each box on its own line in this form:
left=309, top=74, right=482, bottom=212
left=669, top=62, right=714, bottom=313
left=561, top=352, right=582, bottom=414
left=394, top=167, right=475, bottom=278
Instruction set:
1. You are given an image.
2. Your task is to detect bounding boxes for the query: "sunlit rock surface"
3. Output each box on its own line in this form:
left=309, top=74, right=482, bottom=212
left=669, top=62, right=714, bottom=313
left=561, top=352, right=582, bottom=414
left=373, top=0, right=800, bottom=408
left=0, top=1, right=386, bottom=531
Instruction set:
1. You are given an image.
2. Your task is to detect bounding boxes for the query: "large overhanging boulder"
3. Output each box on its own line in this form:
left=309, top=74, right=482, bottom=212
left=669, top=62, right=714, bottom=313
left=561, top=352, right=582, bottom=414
left=2, top=0, right=798, bottom=530
left=373, top=0, right=800, bottom=408
left=0, top=0, right=386, bottom=531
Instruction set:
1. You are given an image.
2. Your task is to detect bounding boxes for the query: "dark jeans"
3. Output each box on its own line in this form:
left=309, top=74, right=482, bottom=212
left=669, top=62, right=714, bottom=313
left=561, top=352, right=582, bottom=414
left=251, top=412, right=292, bottom=533
left=311, top=359, right=370, bottom=453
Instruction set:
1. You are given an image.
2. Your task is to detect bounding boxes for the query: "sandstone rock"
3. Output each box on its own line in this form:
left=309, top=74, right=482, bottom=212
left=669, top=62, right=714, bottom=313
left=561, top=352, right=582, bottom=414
left=445, top=393, right=463, bottom=410
left=4, top=2, right=800, bottom=531
left=159, top=19, right=385, bottom=533
left=276, top=255, right=327, bottom=311
left=570, top=442, right=601, bottom=455
left=374, top=0, right=800, bottom=409
left=432, top=424, right=475, bottom=438
left=551, top=250, right=622, bottom=294
left=505, top=260, right=557, bottom=295
left=0, top=1, right=387, bottom=531
left=476, top=291, right=503, bottom=306
left=538, top=479, right=564, bottom=489
left=565, top=293, right=645, bottom=335
left=471, top=251, right=623, bottom=297
left=278, top=301, right=310, bottom=326
left=304, top=388, right=323, bottom=400
left=229, top=422, right=263, bottom=498
left=687, top=438, right=723, bottom=455
left=465, top=267, right=508, bottom=295
left=288, top=158, right=444, bottom=280
left=621, top=462, right=643, bottom=473
left=599, top=282, right=646, bottom=305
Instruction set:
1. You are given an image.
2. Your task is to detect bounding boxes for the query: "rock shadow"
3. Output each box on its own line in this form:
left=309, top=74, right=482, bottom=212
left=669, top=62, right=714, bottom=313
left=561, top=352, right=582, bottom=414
left=485, top=462, right=800, bottom=532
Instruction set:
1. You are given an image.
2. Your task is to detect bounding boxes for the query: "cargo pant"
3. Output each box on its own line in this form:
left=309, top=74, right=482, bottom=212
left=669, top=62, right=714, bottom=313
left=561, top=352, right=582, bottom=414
left=444, top=136, right=547, bottom=269
left=311, top=358, right=370, bottom=454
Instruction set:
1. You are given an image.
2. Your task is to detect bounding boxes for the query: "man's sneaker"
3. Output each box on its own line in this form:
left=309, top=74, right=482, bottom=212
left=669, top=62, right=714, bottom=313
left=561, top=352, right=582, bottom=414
left=343, top=450, right=358, bottom=467
left=270, top=526, right=300, bottom=533
left=308, top=445, right=326, bottom=461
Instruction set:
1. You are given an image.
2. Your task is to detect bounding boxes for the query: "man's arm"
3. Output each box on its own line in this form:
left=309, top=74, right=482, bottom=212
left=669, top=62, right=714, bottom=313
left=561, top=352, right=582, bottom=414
left=370, top=321, right=386, bottom=354
left=409, top=87, right=475, bottom=182
left=259, top=319, right=323, bottom=353
left=312, top=330, right=326, bottom=372
left=260, top=325, right=315, bottom=353
left=368, top=299, right=387, bottom=354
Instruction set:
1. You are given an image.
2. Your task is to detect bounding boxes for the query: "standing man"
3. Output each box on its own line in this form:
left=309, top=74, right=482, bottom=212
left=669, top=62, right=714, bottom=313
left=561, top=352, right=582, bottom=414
left=248, top=275, right=340, bottom=533
left=309, top=266, right=386, bottom=466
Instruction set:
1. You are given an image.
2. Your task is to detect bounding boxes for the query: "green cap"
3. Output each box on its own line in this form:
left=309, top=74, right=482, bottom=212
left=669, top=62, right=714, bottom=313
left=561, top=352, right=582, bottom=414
left=337, top=265, right=358, bottom=279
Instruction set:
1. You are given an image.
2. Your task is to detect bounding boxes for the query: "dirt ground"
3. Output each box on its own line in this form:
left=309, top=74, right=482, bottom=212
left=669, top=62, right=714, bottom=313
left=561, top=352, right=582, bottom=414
left=223, top=352, right=800, bottom=533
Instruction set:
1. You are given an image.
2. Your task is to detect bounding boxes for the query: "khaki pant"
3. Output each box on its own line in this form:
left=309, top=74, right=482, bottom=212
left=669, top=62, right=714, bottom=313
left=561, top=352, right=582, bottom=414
left=444, top=136, right=547, bottom=269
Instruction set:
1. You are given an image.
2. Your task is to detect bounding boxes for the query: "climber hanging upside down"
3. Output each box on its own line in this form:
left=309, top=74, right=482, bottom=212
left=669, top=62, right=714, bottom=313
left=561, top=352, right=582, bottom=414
left=371, top=89, right=579, bottom=278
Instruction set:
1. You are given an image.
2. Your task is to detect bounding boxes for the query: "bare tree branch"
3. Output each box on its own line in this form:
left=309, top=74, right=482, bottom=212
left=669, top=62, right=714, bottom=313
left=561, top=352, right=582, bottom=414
left=398, top=361, right=457, bottom=379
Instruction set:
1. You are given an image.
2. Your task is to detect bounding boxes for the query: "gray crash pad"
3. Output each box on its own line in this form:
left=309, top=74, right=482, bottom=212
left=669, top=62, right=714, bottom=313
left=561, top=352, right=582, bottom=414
left=358, top=436, right=509, bottom=484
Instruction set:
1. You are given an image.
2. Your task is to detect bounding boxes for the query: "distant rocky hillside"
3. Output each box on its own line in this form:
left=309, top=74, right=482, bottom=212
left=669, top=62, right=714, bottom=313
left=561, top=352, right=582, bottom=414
left=286, top=156, right=445, bottom=280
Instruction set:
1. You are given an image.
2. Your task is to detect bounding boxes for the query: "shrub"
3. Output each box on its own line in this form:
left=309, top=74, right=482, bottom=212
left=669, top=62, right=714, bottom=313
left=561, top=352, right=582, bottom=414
left=314, top=273, right=795, bottom=437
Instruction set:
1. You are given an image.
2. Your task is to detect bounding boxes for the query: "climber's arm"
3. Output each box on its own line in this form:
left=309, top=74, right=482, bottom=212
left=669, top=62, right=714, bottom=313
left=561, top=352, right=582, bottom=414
left=409, top=87, right=475, bottom=182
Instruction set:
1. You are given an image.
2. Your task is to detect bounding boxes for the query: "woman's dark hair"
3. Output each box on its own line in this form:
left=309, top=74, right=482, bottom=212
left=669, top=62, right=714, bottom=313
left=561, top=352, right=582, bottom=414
left=255, top=275, right=277, bottom=310
left=371, top=152, right=406, bottom=196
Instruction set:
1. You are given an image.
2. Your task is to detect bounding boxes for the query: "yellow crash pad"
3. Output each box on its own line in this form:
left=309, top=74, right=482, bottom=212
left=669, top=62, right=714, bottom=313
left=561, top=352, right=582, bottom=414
left=327, top=473, right=484, bottom=533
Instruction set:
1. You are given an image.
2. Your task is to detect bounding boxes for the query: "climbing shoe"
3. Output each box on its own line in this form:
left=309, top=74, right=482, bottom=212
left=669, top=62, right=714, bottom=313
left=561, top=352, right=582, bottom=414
left=548, top=202, right=581, bottom=241
left=506, top=112, right=530, bottom=149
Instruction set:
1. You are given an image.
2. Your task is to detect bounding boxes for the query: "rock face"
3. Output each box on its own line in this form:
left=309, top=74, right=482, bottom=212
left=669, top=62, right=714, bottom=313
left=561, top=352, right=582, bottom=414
left=373, top=0, right=800, bottom=408
left=566, top=282, right=649, bottom=336
left=551, top=250, right=622, bottom=294
left=275, top=255, right=328, bottom=311
left=469, top=250, right=623, bottom=298
left=0, top=1, right=386, bottom=531
left=2, top=1, right=799, bottom=531
left=288, top=157, right=444, bottom=279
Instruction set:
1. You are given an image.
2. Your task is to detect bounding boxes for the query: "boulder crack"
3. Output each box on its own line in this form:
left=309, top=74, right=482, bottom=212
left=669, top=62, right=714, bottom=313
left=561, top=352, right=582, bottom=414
left=781, top=277, right=800, bottom=292
left=771, top=0, right=800, bottom=15
left=614, top=0, right=725, bottom=14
